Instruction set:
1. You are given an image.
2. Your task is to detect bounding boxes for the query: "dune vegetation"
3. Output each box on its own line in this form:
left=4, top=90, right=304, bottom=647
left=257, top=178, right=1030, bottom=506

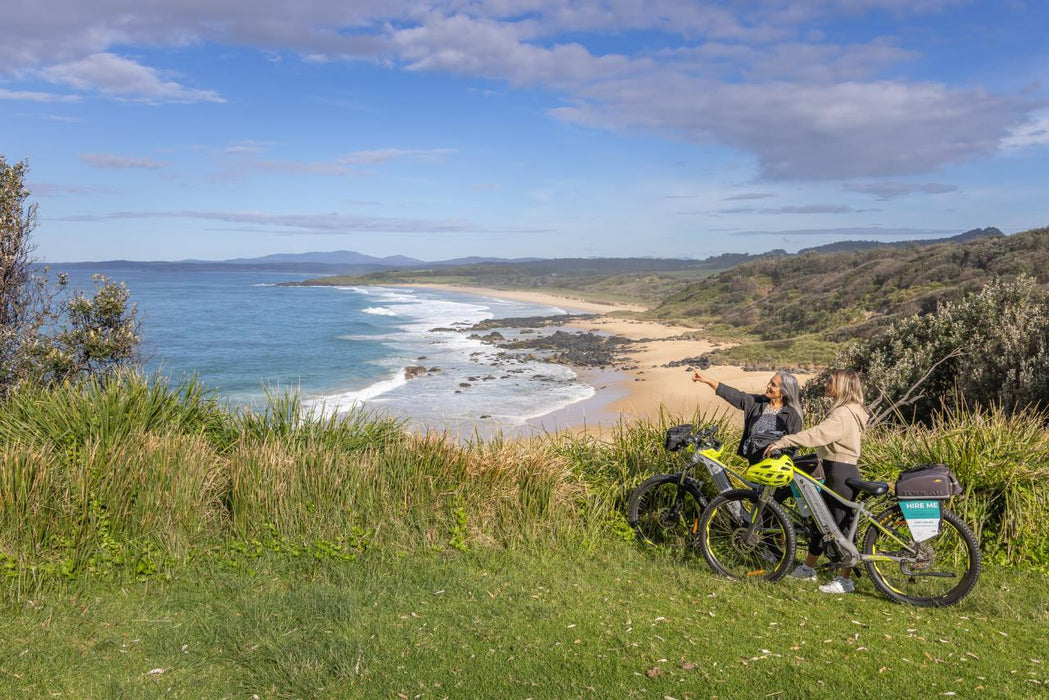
left=2, top=372, right=1047, bottom=584
left=1, top=373, right=1048, bottom=695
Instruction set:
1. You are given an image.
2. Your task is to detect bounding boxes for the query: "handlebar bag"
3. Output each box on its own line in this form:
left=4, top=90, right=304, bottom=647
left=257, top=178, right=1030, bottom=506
left=895, top=463, right=963, bottom=500
left=664, top=424, right=694, bottom=452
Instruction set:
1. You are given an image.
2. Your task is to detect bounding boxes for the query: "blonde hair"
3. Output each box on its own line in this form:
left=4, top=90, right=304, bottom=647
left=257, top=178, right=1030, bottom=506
left=827, top=369, right=864, bottom=410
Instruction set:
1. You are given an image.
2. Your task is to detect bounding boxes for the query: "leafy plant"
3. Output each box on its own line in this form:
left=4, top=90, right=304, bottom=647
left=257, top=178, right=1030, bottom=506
left=1, top=156, right=140, bottom=393
left=805, top=275, right=1049, bottom=423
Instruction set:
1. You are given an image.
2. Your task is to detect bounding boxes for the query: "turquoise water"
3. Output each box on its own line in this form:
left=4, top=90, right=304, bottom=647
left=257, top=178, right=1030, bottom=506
left=50, top=267, right=596, bottom=433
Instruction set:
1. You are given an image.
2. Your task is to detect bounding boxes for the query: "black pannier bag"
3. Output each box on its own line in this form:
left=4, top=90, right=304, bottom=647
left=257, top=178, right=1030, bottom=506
left=741, top=430, right=784, bottom=464
left=895, top=463, right=964, bottom=500
left=664, top=424, right=693, bottom=452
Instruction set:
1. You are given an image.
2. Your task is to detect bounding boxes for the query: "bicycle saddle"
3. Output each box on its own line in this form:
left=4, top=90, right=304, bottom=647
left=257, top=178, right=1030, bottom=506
left=845, top=477, right=889, bottom=496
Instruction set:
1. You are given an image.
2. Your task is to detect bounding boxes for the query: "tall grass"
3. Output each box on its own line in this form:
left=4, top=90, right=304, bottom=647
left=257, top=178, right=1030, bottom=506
left=1, top=374, right=1047, bottom=577
left=0, top=374, right=593, bottom=575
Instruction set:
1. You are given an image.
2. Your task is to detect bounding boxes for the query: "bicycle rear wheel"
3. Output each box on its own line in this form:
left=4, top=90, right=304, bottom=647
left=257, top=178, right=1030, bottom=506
left=862, top=507, right=980, bottom=607
left=697, top=489, right=796, bottom=582
left=628, top=474, right=706, bottom=548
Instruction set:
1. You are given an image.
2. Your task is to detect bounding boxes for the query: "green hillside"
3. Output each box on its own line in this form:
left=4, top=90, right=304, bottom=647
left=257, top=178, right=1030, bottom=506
left=650, top=226, right=1049, bottom=342
left=298, top=257, right=745, bottom=306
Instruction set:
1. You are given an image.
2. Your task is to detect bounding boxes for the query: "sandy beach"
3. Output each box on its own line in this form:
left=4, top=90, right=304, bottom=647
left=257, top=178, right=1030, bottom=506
left=395, top=283, right=646, bottom=314
left=402, top=283, right=804, bottom=432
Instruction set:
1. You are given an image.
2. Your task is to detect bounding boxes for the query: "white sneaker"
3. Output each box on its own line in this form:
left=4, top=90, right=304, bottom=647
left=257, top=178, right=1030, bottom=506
left=789, top=564, right=817, bottom=581
left=818, top=576, right=855, bottom=594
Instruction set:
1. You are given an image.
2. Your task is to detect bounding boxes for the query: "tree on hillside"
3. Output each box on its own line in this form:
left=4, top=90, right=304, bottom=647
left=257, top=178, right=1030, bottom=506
left=0, top=156, right=140, bottom=395
left=803, top=275, right=1049, bottom=424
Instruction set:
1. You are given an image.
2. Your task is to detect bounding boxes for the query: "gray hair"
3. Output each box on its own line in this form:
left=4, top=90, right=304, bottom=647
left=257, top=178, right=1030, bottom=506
left=776, top=370, right=804, bottom=423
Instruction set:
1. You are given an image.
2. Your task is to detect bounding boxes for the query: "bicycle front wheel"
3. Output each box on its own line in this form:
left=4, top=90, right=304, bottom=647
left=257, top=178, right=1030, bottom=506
left=862, top=507, right=980, bottom=607
left=628, top=474, right=706, bottom=548
left=697, top=489, right=796, bottom=582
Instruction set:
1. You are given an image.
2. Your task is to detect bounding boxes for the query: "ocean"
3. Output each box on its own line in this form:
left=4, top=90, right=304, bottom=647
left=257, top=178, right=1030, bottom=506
left=49, top=267, right=601, bottom=435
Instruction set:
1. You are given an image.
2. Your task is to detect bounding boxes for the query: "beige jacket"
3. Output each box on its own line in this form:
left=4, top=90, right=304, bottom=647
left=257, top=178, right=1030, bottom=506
left=772, top=403, right=868, bottom=464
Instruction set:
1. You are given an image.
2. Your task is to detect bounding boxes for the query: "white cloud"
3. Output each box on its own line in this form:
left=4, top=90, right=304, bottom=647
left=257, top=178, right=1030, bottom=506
left=210, top=148, right=456, bottom=181
left=844, top=182, right=958, bottom=199
left=0, top=2, right=1036, bottom=179
left=0, top=87, right=79, bottom=102
left=1000, top=111, right=1049, bottom=150
left=53, top=209, right=482, bottom=234
left=79, top=153, right=171, bottom=169
left=339, top=148, right=458, bottom=164
left=730, top=225, right=954, bottom=238
left=722, top=192, right=775, bottom=201
left=223, top=140, right=274, bottom=155
left=28, top=182, right=111, bottom=197
left=553, top=79, right=1026, bottom=179
left=42, top=53, right=224, bottom=104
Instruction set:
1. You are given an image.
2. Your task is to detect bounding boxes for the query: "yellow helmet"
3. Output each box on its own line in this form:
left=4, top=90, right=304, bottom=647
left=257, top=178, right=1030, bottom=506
left=745, top=454, right=795, bottom=487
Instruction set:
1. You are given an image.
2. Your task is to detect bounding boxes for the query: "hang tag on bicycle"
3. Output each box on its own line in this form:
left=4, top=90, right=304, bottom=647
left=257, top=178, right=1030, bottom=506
left=898, top=500, right=941, bottom=542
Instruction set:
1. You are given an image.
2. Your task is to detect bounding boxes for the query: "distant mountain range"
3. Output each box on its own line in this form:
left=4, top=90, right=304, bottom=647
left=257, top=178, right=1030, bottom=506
left=47, top=228, right=1003, bottom=274
left=47, top=250, right=545, bottom=275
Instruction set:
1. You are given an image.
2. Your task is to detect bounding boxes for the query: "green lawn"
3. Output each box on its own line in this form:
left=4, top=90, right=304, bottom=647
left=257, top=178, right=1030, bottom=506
left=3, top=545, right=1046, bottom=698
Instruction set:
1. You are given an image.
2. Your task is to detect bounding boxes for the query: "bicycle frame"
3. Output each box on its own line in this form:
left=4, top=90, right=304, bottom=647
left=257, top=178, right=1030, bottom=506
left=761, top=466, right=920, bottom=569
left=679, top=436, right=815, bottom=535
left=685, top=443, right=752, bottom=493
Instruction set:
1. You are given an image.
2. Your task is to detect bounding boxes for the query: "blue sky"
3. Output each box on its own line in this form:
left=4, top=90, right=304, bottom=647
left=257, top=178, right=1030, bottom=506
left=2, top=0, right=1047, bottom=262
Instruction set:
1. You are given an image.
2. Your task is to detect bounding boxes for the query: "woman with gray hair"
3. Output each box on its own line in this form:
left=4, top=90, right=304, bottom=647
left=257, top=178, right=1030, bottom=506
left=692, top=370, right=804, bottom=465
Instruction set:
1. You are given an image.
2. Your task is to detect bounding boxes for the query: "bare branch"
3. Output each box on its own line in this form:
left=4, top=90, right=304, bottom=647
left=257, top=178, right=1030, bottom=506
left=867, top=348, right=964, bottom=426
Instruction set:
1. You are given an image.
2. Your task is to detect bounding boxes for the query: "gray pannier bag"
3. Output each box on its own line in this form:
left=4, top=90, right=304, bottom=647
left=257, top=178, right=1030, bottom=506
left=895, top=463, right=964, bottom=500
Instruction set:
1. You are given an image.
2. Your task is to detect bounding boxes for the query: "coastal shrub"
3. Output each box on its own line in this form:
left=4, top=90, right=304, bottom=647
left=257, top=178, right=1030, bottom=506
left=650, top=226, right=1049, bottom=340
left=803, top=276, right=1049, bottom=423
left=1, top=156, right=141, bottom=394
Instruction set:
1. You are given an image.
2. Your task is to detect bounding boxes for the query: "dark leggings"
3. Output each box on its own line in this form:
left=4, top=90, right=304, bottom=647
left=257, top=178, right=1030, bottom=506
left=808, top=460, right=860, bottom=557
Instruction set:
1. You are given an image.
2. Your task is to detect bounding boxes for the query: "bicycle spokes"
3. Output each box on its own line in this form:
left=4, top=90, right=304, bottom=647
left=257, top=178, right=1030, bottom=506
left=699, top=492, right=795, bottom=582
left=863, top=509, right=980, bottom=606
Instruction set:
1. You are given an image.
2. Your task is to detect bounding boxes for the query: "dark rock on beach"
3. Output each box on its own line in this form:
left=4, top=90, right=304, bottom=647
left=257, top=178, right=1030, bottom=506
left=666, top=355, right=711, bottom=370
left=501, top=329, right=633, bottom=367
left=467, top=331, right=504, bottom=342
left=467, top=314, right=599, bottom=331
left=404, top=366, right=429, bottom=379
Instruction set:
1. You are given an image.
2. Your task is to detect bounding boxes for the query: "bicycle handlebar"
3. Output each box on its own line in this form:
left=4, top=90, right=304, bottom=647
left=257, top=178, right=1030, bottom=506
left=687, top=424, right=720, bottom=448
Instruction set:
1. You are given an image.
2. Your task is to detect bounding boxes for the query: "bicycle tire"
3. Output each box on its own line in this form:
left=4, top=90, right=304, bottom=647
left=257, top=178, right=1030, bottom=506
left=697, top=489, right=796, bottom=582
left=862, top=506, right=980, bottom=607
left=628, top=474, right=707, bottom=548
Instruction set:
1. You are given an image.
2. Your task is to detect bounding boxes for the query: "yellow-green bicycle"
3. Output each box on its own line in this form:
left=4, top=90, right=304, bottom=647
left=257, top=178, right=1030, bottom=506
left=628, top=425, right=820, bottom=554
left=696, top=452, right=980, bottom=607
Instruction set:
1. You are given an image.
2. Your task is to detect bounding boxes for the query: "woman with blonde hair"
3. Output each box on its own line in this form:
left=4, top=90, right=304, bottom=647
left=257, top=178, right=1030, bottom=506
left=765, top=369, right=868, bottom=594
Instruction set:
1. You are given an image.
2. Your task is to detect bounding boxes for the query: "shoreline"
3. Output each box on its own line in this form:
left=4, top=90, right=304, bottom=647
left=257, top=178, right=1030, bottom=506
left=396, top=284, right=807, bottom=433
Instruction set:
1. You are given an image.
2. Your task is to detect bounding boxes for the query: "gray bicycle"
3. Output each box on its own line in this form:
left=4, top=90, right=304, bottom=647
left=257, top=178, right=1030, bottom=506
left=697, top=452, right=980, bottom=607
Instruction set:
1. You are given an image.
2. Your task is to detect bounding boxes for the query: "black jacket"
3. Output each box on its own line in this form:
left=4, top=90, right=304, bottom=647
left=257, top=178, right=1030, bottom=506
left=715, top=383, right=803, bottom=463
